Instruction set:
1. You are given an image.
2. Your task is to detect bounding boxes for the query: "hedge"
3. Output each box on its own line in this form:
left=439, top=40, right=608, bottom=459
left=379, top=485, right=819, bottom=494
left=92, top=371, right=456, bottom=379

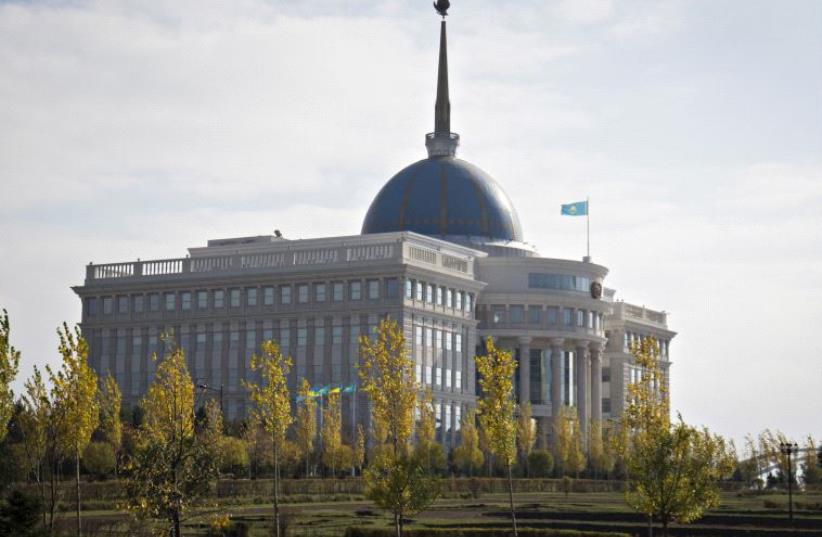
left=344, top=529, right=630, bottom=537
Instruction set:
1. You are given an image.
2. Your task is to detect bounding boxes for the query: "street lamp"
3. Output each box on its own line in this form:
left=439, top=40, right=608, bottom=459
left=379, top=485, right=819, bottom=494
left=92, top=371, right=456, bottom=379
left=197, top=382, right=224, bottom=419
left=779, top=441, right=799, bottom=523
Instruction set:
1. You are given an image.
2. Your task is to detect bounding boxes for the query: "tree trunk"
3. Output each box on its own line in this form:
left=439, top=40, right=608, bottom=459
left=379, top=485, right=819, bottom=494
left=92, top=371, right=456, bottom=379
left=273, top=441, right=281, bottom=537
left=48, top=455, right=57, bottom=535
left=75, top=448, right=81, bottom=537
left=662, top=516, right=669, bottom=537
left=172, top=508, right=181, bottom=537
left=507, top=463, right=518, bottom=536
left=394, top=510, right=401, bottom=537
left=648, top=514, right=653, bottom=537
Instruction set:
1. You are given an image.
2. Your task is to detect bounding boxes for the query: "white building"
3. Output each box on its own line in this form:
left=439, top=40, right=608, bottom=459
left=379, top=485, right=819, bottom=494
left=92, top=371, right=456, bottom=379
left=73, top=7, right=674, bottom=449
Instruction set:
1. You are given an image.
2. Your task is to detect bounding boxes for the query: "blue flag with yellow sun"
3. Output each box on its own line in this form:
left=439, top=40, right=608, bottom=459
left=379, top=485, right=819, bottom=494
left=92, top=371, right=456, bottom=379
left=561, top=200, right=588, bottom=216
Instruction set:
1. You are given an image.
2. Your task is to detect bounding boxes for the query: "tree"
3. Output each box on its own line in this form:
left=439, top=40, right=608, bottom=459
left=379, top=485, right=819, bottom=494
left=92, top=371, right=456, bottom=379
left=218, top=436, right=250, bottom=476
left=415, top=388, right=445, bottom=473
left=475, top=337, right=518, bottom=536
left=527, top=450, right=554, bottom=477
left=124, top=343, right=218, bottom=537
left=359, top=318, right=438, bottom=537
left=82, top=441, right=115, bottom=478
left=294, top=378, right=317, bottom=477
left=452, top=408, right=483, bottom=476
left=321, top=391, right=343, bottom=476
left=517, top=402, right=536, bottom=477
left=0, top=309, right=21, bottom=444
left=18, top=367, right=54, bottom=531
left=245, top=340, right=293, bottom=537
left=553, top=405, right=581, bottom=477
left=48, top=323, right=98, bottom=537
left=619, top=337, right=735, bottom=537
left=0, top=489, right=43, bottom=537
left=98, top=374, right=122, bottom=476
left=353, top=424, right=365, bottom=476
left=801, top=436, right=821, bottom=486
left=588, top=420, right=614, bottom=479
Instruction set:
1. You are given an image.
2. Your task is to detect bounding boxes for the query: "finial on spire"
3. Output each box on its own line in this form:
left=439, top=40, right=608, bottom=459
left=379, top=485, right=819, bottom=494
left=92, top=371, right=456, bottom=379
left=426, top=1, right=459, bottom=158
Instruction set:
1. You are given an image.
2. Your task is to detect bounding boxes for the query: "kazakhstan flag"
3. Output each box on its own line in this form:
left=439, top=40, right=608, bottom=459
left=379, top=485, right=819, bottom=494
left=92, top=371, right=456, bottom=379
left=561, top=200, right=588, bottom=216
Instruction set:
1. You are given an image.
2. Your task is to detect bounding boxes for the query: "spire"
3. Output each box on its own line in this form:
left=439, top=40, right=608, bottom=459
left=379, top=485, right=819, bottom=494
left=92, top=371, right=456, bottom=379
left=426, top=2, right=459, bottom=158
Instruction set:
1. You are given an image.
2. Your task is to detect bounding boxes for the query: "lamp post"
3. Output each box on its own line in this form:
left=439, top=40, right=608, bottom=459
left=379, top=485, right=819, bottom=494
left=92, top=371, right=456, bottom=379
left=779, top=441, right=799, bottom=523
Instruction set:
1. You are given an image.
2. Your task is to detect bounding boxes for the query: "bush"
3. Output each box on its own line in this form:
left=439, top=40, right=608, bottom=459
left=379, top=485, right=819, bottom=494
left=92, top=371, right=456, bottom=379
left=83, top=441, right=115, bottom=478
left=344, top=528, right=629, bottom=537
left=527, top=450, right=554, bottom=478
left=219, top=436, right=250, bottom=476
left=0, top=489, right=45, bottom=537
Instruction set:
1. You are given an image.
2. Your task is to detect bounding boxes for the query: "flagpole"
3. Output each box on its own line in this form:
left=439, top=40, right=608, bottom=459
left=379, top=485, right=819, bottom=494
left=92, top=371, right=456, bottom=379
left=586, top=196, right=590, bottom=259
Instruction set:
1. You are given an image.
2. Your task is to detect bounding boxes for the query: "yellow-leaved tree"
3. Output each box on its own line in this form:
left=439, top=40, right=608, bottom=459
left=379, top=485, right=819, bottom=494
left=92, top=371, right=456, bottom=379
left=294, top=378, right=317, bottom=477
left=415, top=387, right=444, bottom=472
left=19, top=366, right=55, bottom=530
left=517, top=402, right=536, bottom=477
left=321, top=391, right=343, bottom=476
left=452, top=408, right=484, bottom=476
left=475, top=337, right=518, bottom=536
left=588, top=420, right=615, bottom=479
left=49, top=323, right=98, bottom=537
left=353, top=423, right=366, bottom=476
left=245, top=340, right=293, bottom=537
left=554, top=405, right=584, bottom=478
left=98, top=374, right=122, bottom=475
left=0, top=309, right=21, bottom=444
left=619, top=337, right=735, bottom=537
left=359, top=318, right=438, bottom=537
left=125, top=342, right=219, bottom=537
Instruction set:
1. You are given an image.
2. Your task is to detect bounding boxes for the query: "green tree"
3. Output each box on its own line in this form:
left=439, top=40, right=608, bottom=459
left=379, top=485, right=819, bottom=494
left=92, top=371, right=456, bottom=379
left=321, top=391, right=344, bottom=476
left=452, top=408, right=483, bottom=476
left=294, top=378, right=317, bottom=477
left=527, top=450, right=554, bottom=477
left=124, top=343, right=219, bottom=537
left=475, top=337, right=518, bottom=536
left=801, top=436, right=821, bottom=486
left=48, top=323, right=98, bottom=537
left=98, top=374, right=122, bottom=475
left=82, top=441, right=115, bottom=478
left=517, top=402, right=536, bottom=477
left=0, top=309, right=21, bottom=444
left=245, top=340, right=293, bottom=537
left=359, top=319, right=438, bottom=537
left=619, top=337, right=735, bottom=537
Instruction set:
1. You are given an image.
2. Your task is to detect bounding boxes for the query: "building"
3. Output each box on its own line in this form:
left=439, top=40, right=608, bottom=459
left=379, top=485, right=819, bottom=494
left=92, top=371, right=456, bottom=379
left=73, top=7, right=675, bottom=449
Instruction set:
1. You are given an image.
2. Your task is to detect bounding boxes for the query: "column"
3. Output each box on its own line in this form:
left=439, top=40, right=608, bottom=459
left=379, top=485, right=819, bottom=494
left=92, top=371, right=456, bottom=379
left=590, top=342, right=604, bottom=423
left=518, top=337, right=532, bottom=404
left=550, top=338, right=564, bottom=431
left=576, top=341, right=590, bottom=439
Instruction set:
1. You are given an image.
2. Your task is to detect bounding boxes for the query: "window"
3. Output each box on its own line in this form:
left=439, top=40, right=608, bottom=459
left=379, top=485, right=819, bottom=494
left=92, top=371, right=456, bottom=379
left=415, top=281, right=423, bottom=301
left=491, top=306, right=505, bottom=324
left=368, top=280, right=380, bottom=300
left=197, top=291, right=208, bottom=309
left=455, top=333, right=462, bottom=353
left=445, top=332, right=452, bottom=351
left=436, top=286, right=443, bottom=306
left=446, top=289, right=453, bottom=308
left=133, top=295, right=143, bottom=313
left=528, top=273, right=591, bottom=292
left=509, top=305, right=524, bottom=323
left=405, top=279, right=413, bottom=299
left=229, top=289, right=240, bottom=308
left=86, top=298, right=98, bottom=316
left=263, top=286, right=274, bottom=305
left=577, top=309, right=585, bottom=327
left=426, top=284, right=434, bottom=303
left=103, top=297, right=113, bottom=315
left=316, top=283, right=326, bottom=302
left=433, top=329, right=441, bottom=349
left=528, top=306, right=541, bottom=324
left=465, top=294, right=473, bottom=313
left=247, top=288, right=258, bottom=306
left=589, top=311, right=595, bottom=329
left=415, top=326, right=423, bottom=347
left=350, top=281, right=361, bottom=300
left=297, top=284, right=309, bottom=304
left=435, top=366, right=442, bottom=386
left=602, top=398, right=611, bottom=414
left=563, top=308, right=573, bottom=326
left=181, top=292, right=191, bottom=310
left=279, top=327, right=290, bottom=348
left=165, top=293, right=175, bottom=311
left=149, top=293, right=160, bottom=312
left=386, top=278, right=398, bottom=299
left=213, top=289, right=224, bottom=308
left=281, top=286, right=292, bottom=304
left=425, top=328, right=432, bottom=348
left=602, top=368, right=611, bottom=383
left=297, top=328, right=308, bottom=346
left=332, top=326, right=343, bottom=345
left=117, top=296, right=128, bottom=314
left=315, top=326, right=325, bottom=346
left=547, top=307, right=558, bottom=325
left=333, top=282, right=343, bottom=302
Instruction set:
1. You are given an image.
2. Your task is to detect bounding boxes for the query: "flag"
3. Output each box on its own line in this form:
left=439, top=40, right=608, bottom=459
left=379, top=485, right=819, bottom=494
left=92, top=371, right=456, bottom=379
left=316, top=385, right=330, bottom=396
left=561, top=200, right=588, bottom=216
left=342, top=383, right=357, bottom=394
left=330, top=386, right=341, bottom=394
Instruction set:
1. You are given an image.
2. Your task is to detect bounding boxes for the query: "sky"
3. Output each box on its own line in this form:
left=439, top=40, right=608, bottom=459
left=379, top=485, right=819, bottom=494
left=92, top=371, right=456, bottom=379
left=0, top=0, right=820, bottom=448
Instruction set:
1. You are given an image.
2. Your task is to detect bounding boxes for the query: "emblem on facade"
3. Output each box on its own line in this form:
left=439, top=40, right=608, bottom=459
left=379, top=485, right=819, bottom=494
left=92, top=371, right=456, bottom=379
left=590, top=281, right=603, bottom=299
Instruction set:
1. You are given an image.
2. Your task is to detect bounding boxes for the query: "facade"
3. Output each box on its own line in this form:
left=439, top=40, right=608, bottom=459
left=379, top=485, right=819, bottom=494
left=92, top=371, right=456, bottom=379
left=73, top=7, right=674, bottom=449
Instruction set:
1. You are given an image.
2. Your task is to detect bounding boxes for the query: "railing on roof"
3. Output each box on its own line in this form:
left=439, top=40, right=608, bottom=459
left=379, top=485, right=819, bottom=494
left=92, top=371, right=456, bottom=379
left=85, top=239, right=473, bottom=282
left=618, top=302, right=667, bottom=326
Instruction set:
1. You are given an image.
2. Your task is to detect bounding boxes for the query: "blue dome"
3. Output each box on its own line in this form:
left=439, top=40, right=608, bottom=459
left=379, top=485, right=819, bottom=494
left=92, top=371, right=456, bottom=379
left=361, top=157, right=524, bottom=242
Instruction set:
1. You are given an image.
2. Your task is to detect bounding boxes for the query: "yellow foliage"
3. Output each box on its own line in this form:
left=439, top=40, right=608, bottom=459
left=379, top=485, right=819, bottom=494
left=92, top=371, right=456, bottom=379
left=475, top=338, right=517, bottom=467
left=294, top=378, right=317, bottom=472
left=99, top=374, right=122, bottom=450
left=321, top=391, right=344, bottom=474
left=0, top=309, right=21, bottom=444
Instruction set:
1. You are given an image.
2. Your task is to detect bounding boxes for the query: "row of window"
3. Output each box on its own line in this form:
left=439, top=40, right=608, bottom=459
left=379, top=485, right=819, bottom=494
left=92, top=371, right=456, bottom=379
left=623, top=331, right=670, bottom=356
left=488, top=304, right=604, bottom=331
left=528, top=273, right=591, bottom=292
left=404, top=279, right=474, bottom=313
left=86, top=279, right=401, bottom=316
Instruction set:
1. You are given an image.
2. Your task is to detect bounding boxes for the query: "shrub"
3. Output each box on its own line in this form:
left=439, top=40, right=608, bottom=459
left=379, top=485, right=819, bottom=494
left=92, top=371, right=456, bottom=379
left=0, top=489, right=45, bottom=537
left=219, top=436, right=250, bottom=476
left=344, top=528, right=629, bottom=537
left=83, top=441, right=115, bottom=478
left=527, top=450, right=554, bottom=478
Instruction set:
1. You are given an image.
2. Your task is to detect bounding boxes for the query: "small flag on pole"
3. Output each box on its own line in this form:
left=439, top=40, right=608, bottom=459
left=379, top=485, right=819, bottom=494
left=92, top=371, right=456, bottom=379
left=342, top=383, right=357, bottom=394
left=561, top=200, right=588, bottom=216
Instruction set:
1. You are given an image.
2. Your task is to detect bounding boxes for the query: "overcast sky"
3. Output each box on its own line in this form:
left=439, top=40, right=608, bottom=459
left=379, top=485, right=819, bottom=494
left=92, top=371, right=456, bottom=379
left=1, top=0, right=820, bottom=447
